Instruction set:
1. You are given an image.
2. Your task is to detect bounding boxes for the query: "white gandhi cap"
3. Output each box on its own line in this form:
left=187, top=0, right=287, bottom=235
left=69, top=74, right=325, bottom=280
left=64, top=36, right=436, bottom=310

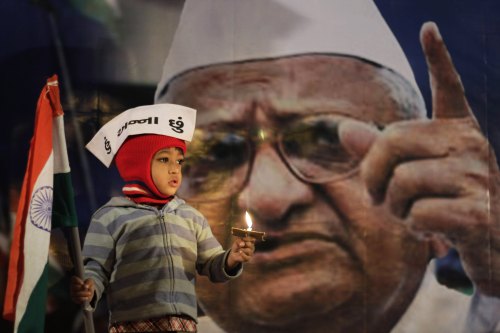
left=155, top=0, right=421, bottom=102
left=86, top=103, right=197, bottom=167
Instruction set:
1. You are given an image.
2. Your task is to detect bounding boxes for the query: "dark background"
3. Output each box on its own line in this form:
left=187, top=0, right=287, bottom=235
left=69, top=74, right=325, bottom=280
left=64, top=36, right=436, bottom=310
left=0, top=0, right=498, bottom=331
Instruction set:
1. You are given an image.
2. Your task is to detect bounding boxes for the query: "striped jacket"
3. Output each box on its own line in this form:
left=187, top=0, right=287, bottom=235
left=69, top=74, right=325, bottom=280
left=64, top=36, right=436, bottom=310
left=82, top=196, right=240, bottom=324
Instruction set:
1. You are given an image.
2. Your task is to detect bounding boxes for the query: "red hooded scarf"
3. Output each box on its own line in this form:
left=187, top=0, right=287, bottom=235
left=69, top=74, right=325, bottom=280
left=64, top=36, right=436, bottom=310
left=114, top=134, right=186, bottom=206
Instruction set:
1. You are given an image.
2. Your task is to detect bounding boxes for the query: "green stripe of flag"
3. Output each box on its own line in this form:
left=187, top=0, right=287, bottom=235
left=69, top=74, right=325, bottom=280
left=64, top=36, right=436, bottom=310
left=17, top=265, right=48, bottom=333
left=52, top=172, right=78, bottom=229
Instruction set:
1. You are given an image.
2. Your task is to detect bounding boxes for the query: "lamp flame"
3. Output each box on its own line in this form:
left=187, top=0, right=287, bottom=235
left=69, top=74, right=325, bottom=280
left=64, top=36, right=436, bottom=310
left=245, top=211, right=253, bottom=231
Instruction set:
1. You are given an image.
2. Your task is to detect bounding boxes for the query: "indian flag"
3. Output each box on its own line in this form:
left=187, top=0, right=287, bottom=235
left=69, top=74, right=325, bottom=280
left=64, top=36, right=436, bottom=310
left=3, top=75, right=78, bottom=332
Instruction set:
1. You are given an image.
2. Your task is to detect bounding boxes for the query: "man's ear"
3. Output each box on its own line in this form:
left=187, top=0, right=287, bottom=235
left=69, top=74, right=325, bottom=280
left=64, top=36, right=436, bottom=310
left=428, top=234, right=452, bottom=259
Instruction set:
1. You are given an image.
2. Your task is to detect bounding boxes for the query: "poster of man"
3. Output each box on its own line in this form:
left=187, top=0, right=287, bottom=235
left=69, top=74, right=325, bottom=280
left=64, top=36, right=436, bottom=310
left=154, top=1, right=500, bottom=332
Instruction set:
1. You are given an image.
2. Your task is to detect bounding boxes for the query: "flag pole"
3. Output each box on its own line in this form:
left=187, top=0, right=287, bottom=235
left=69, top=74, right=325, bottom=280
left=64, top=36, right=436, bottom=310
left=41, top=3, right=97, bottom=333
left=46, top=7, right=98, bottom=213
left=68, top=227, right=95, bottom=333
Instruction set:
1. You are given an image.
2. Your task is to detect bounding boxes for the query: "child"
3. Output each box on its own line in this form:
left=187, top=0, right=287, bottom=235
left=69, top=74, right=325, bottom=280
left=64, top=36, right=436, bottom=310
left=70, top=104, right=255, bottom=332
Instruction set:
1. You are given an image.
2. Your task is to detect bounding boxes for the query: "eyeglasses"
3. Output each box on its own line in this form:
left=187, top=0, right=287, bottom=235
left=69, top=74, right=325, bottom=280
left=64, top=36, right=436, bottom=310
left=177, top=114, right=367, bottom=202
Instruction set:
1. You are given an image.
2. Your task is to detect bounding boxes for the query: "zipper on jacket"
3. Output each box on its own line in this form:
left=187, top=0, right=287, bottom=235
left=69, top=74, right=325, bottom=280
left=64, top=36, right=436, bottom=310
left=159, top=207, right=178, bottom=312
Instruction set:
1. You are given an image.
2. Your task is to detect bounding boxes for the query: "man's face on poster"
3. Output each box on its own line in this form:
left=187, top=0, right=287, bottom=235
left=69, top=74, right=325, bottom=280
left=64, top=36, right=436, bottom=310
left=166, top=54, right=432, bottom=333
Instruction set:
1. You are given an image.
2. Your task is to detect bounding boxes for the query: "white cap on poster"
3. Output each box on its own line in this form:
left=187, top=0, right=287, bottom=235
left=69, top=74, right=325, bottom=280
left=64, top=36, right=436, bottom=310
left=155, top=0, right=420, bottom=101
left=86, top=103, right=197, bottom=167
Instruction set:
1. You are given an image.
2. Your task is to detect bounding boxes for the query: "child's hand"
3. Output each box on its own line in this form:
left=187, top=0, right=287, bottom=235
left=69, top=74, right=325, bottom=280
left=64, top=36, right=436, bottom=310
left=227, top=236, right=256, bottom=270
left=70, top=276, right=95, bottom=305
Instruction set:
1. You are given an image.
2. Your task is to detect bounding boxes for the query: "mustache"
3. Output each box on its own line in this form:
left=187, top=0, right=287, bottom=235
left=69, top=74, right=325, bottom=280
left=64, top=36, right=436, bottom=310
left=256, top=231, right=357, bottom=261
left=232, top=199, right=362, bottom=265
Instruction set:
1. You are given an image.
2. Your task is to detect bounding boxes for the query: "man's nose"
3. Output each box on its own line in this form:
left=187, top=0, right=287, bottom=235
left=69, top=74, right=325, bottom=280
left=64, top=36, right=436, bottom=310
left=237, top=144, right=314, bottom=223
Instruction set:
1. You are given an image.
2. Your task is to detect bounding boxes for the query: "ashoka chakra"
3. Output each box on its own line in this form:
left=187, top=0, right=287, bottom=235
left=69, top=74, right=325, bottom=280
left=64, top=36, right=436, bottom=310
left=29, top=186, right=53, bottom=232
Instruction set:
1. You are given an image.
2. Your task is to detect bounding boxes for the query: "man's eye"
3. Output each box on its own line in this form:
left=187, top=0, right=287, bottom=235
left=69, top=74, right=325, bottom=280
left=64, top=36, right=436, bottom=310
left=177, top=159, right=185, bottom=165
left=280, top=116, right=359, bottom=179
left=187, top=132, right=249, bottom=169
left=158, top=157, right=169, bottom=163
left=180, top=132, right=251, bottom=198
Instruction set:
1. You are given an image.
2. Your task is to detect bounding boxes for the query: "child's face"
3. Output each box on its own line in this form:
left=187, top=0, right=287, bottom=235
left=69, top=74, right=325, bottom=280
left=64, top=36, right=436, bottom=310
left=151, top=147, right=184, bottom=197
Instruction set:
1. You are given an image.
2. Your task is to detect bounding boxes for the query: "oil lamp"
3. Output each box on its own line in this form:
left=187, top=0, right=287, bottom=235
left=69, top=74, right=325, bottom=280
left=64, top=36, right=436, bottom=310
left=231, top=211, right=266, bottom=241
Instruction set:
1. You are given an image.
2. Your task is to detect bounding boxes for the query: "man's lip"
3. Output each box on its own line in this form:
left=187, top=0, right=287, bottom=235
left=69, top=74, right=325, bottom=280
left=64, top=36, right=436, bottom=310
left=252, top=231, right=355, bottom=265
left=256, top=231, right=347, bottom=250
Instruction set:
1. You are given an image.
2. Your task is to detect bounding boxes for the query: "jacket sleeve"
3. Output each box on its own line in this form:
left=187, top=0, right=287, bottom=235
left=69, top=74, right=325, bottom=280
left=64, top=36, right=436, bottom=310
left=195, top=216, right=242, bottom=282
left=82, top=208, right=116, bottom=309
